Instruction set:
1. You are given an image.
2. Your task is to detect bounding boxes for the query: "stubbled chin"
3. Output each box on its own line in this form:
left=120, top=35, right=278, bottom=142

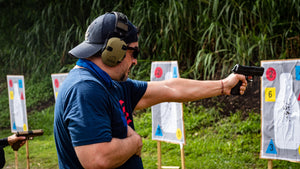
left=120, top=72, right=128, bottom=82
left=119, top=64, right=133, bottom=81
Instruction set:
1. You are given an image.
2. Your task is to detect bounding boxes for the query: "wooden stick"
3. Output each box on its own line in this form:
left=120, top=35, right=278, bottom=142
left=180, top=144, right=185, bottom=169
left=157, top=141, right=161, bottom=169
left=26, top=141, right=30, bottom=169
left=14, top=151, right=18, bottom=169
left=268, top=160, right=273, bottom=169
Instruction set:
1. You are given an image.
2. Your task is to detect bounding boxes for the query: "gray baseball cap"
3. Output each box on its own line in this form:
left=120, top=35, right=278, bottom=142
left=68, top=12, right=138, bottom=58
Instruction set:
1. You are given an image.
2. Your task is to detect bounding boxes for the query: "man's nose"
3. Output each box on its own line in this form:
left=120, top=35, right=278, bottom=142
left=132, top=58, right=137, bottom=65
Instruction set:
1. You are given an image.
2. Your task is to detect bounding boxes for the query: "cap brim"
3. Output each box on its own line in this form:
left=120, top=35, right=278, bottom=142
left=68, top=41, right=104, bottom=58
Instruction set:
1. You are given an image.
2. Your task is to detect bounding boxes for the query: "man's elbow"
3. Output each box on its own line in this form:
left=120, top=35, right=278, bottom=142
left=81, top=156, right=122, bottom=169
left=81, top=160, right=113, bottom=169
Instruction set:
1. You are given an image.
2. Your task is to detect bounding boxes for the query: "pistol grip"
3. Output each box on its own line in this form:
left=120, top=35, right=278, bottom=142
left=230, top=81, right=243, bottom=95
left=12, top=140, right=22, bottom=151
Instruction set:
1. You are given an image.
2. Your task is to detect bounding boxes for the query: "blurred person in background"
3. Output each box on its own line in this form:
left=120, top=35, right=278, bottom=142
left=0, top=134, right=26, bottom=168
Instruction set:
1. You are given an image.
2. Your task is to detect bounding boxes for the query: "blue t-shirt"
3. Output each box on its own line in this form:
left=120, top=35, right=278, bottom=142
left=54, top=67, right=147, bottom=169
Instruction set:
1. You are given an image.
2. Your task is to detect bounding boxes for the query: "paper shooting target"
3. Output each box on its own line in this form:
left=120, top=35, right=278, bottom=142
left=7, top=75, right=28, bottom=132
left=51, top=73, right=68, bottom=101
left=260, top=59, right=300, bottom=162
left=151, top=61, right=185, bottom=144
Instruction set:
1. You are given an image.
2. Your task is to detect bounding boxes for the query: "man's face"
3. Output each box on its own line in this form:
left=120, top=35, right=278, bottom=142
left=117, top=42, right=139, bottom=81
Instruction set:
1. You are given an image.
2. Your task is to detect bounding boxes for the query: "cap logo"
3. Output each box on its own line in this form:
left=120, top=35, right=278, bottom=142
left=85, top=29, right=90, bottom=41
left=84, top=29, right=90, bottom=41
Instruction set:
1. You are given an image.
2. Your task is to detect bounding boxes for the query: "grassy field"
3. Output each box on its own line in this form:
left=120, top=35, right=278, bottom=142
left=1, top=102, right=300, bottom=168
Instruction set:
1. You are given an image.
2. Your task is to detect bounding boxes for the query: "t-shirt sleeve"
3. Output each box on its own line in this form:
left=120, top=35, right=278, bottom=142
left=64, top=80, right=112, bottom=147
left=0, top=138, right=9, bottom=147
left=125, top=79, right=148, bottom=109
left=0, top=146, right=5, bottom=168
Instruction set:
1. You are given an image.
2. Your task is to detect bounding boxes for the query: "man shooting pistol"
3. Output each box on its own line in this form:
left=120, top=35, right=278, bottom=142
left=12, top=129, right=44, bottom=151
left=230, top=64, right=265, bottom=95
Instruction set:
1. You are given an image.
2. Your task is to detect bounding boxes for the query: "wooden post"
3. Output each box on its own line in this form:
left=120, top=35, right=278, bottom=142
left=180, top=144, right=185, bottom=169
left=268, top=160, right=273, bottom=169
left=14, top=151, right=18, bottom=169
left=157, top=141, right=161, bottom=169
left=26, top=141, right=30, bottom=169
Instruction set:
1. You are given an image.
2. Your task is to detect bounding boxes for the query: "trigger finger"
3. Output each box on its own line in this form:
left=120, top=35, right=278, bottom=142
left=240, top=86, right=246, bottom=91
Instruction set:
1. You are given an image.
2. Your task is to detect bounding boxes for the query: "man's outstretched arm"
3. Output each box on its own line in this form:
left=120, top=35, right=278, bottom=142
left=135, top=73, right=247, bottom=110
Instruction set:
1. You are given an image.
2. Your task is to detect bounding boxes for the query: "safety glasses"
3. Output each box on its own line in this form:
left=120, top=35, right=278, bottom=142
left=127, top=46, right=140, bottom=59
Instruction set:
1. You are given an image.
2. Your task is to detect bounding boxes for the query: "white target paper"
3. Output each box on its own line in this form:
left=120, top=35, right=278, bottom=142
left=7, top=75, right=28, bottom=132
left=260, top=59, right=300, bottom=162
left=51, top=73, right=68, bottom=101
left=151, top=61, right=185, bottom=144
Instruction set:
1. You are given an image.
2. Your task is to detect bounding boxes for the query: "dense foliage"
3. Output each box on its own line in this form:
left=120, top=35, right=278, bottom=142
left=0, top=0, right=299, bottom=82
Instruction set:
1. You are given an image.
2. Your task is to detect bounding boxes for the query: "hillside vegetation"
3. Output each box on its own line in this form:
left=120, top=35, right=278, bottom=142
left=0, top=0, right=299, bottom=168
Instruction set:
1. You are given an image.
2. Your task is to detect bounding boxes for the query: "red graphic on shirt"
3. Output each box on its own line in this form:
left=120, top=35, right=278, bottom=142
left=155, top=67, right=163, bottom=78
left=298, top=93, right=300, bottom=101
left=119, top=100, right=132, bottom=124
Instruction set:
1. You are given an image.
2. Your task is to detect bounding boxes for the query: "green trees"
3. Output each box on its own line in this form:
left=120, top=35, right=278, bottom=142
left=0, top=0, right=299, bottom=81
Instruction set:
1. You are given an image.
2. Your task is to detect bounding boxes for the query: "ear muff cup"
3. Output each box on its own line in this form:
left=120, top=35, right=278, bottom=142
left=101, top=37, right=127, bottom=67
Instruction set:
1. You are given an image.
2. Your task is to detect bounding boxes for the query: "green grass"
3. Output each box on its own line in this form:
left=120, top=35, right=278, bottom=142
left=3, top=134, right=58, bottom=169
left=133, top=105, right=300, bottom=169
left=1, top=101, right=300, bottom=168
left=0, top=106, right=58, bottom=169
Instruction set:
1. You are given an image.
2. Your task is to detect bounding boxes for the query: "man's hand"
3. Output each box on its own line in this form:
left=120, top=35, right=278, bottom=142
left=7, top=134, right=26, bottom=146
left=222, top=73, right=247, bottom=95
left=75, top=127, right=144, bottom=169
left=127, top=126, right=143, bottom=157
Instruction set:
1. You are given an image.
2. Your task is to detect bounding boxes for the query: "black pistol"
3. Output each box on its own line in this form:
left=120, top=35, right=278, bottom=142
left=12, top=129, right=44, bottom=151
left=230, top=64, right=264, bottom=95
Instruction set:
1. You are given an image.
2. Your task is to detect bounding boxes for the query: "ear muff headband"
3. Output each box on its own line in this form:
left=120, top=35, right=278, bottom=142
left=101, top=12, right=128, bottom=67
left=113, top=11, right=128, bottom=35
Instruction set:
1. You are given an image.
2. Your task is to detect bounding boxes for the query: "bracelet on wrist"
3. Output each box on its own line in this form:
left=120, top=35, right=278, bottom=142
left=221, top=80, right=224, bottom=95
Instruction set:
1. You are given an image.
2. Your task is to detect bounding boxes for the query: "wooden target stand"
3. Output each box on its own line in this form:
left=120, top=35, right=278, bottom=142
left=14, top=141, right=30, bottom=169
left=268, top=160, right=273, bottom=169
left=266, top=159, right=300, bottom=169
left=12, top=130, right=44, bottom=169
left=150, top=61, right=186, bottom=169
left=156, top=141, right=185, bottom=169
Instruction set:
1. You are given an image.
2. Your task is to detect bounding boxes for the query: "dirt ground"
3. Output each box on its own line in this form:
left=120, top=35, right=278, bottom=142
left=196, top=77, right=262, bottom=117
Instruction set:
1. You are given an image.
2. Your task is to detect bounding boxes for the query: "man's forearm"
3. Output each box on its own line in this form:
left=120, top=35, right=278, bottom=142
left=136, top=78, right=223, bottom=110
left=75, top=134, right=142, bottom=168
left=164, top=78, right=223, bottom=101
left=136, top=74, right=246, bottom=110
left=101, top=135, right=141, bottom=168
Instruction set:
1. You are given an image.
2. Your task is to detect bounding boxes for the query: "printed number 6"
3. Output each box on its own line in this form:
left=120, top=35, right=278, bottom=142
left=268, top=91, right=272, bottom=98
